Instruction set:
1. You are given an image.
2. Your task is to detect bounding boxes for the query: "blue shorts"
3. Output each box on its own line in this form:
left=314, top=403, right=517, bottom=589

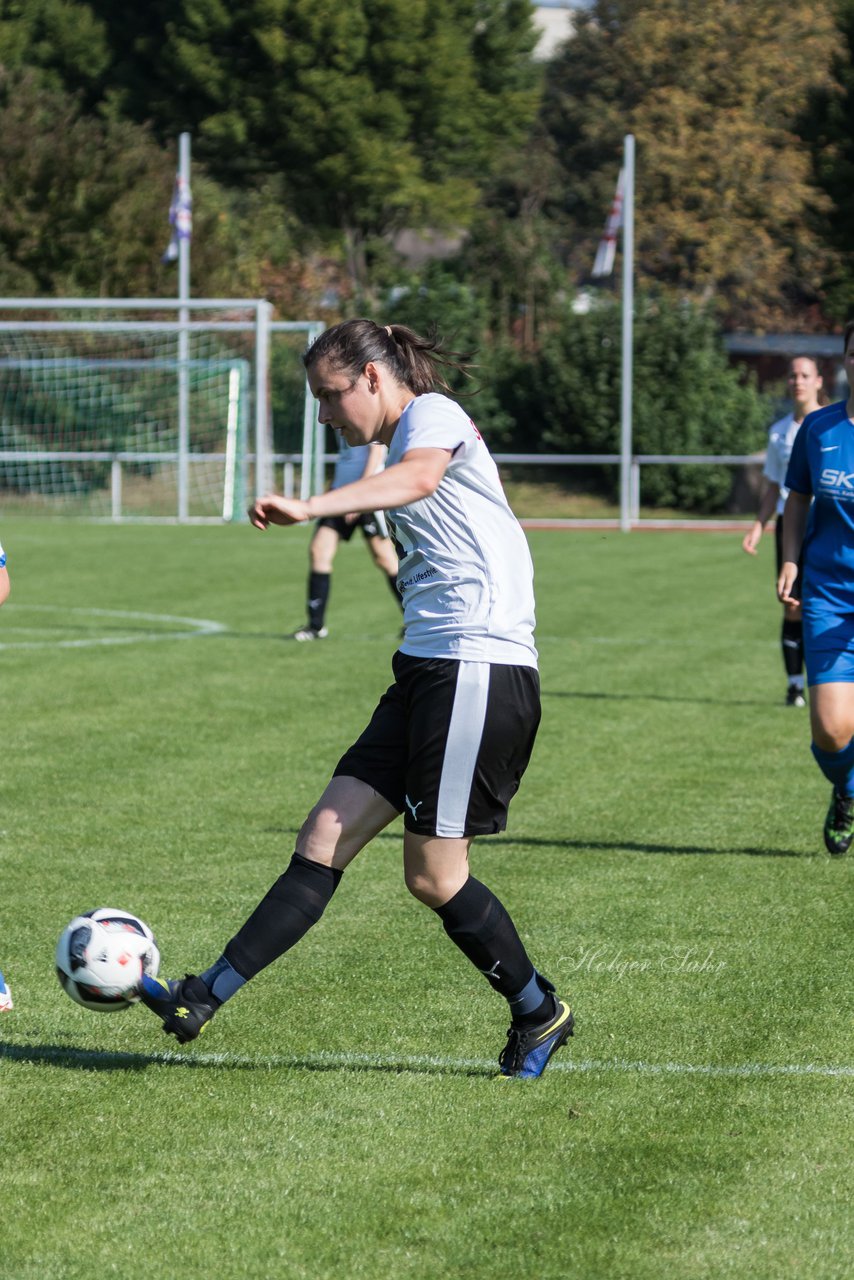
left=802, top=598, right=854, bottom=685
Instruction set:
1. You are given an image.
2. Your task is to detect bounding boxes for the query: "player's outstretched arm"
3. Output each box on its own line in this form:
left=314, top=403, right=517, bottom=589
left=742, top=483, right=780, bottom=555
left=248, top=494, right=311, bottom=529
left=249, top=449, right=450, bottom=531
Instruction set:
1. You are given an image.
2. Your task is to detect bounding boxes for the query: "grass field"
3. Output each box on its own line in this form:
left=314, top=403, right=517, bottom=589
left=0, top=518, right=851, bottom=1280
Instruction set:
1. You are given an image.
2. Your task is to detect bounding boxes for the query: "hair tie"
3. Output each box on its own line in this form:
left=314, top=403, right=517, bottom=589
left=385, top=325, right=393, bottom=338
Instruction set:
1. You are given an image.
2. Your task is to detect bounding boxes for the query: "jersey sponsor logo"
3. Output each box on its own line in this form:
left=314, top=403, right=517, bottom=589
left=820, top=467, right=854, bottom=491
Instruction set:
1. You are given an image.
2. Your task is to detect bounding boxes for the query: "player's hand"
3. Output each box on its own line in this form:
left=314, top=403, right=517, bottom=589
left=248, top=494, right=311, bottom=529
left=742, top=522, right=763, bottom=555
left=777, top=561, right=800, bottom=606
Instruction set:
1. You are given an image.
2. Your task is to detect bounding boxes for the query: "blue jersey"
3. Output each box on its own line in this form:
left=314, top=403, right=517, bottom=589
left=785, top=400, right=854, bottom=611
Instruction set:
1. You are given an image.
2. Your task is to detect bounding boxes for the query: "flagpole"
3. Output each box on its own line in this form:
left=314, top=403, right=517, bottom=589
left=177, top=131, right=191, bottom=522
left=619, top=134, right=635, bottom=533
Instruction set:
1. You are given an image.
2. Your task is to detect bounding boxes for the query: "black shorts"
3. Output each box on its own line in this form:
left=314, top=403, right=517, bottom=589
left=316, top=513, right=387, bottom=542
left=333, top=652, right=541, bottom=837
left=775, top=516, right=804, bottom=599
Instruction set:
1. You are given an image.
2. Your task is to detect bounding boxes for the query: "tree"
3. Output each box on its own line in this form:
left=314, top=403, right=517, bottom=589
left=68, top=0, right=541, bottom=295
left=494, top=297, right=770, bottom=512
left=542, top=0, right=840, bottom=327
left=801, top=0, right=854, bottom=322
left=0, top=69, right=303, bottom=301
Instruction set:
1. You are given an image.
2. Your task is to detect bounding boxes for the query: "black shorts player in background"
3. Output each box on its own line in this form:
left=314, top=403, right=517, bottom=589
left=141, top=318, right=573, bottom=1079
left=741, top=356, right=824, bottom=706
left=289, top=436, right=402, bottom=642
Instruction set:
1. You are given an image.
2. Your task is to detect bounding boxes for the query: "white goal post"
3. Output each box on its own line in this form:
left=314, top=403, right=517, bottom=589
left=0, top=298, right=322, bottom=522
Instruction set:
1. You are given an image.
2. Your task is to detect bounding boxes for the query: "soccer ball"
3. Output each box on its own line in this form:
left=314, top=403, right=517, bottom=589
left=55, top=907, right=160, bottom=1012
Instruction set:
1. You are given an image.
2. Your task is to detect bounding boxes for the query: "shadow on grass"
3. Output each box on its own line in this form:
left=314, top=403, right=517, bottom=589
left=0, top=1040, right=496, bottom=1079
left=261, top=826, right=809, bottom=858
left=481, top=835, right=809, bottom=858
left=544, top=689, right=776, bottom=709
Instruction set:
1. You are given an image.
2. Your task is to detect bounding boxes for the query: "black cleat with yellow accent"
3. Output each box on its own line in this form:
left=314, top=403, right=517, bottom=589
left=498, top=998, right=574, bottom=1079
left=823, top=788, right=854, bottom=856
left=139, top=973, right=220, bottom=1044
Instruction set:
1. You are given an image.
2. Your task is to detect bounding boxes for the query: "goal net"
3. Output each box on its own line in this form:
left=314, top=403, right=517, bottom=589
left=0, top=325, right=251, bottom=520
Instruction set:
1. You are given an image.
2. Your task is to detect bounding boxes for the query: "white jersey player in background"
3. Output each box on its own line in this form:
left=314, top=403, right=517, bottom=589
left=741, top=356, right=824, bottom=706
left=289, top=435, right=402, bottom=642
left=140, top=318, right=572, bottom=1079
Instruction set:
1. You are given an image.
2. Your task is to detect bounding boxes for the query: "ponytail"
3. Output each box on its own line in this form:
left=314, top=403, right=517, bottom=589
left=303, top=318, right=475, bottom=396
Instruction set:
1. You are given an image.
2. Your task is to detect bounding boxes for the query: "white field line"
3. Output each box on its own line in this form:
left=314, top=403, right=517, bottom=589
left=0, top=604, right=226, bottom=650
left=1, top=1042, right=851, bottom=1079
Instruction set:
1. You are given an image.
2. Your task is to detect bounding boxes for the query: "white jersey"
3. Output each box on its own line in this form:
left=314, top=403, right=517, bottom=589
left=763, top=413, right=801, bottom=515
left=386, top=393, right=537, bottom=668
left=333, top=440, right=385, bottom=489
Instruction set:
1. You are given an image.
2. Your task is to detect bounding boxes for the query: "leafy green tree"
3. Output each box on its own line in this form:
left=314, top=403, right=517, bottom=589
left=0, top=69, right=307, bottom=302
left=495, top=297, right=770, bottom=511
left=542, top=0, right=840, bottom=327
left=68, top=0, right=540, bottom=295
left=0, top=0, right=108, bottom=94
left=801, top=0, right=854, bottom=322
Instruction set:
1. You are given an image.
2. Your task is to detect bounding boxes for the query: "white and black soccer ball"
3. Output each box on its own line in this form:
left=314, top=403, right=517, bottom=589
left=55, top=907, right=160, bottom=1012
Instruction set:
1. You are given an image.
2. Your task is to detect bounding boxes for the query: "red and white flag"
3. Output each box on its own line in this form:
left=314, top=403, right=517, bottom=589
left=592, top=169, right=625, bottom=278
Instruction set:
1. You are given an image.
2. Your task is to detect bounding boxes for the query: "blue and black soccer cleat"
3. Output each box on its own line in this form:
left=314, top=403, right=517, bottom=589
left=498, top=998, right=574, bottom=1079
left=138, top=973, right=220, bottom=1044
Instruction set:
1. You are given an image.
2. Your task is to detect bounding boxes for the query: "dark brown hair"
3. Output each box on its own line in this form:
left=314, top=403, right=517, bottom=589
left=788, top=354, right=828, bottom=406
left=845, top=319, right=854, bottom=352
left=303, top=318, right=474, bottom=396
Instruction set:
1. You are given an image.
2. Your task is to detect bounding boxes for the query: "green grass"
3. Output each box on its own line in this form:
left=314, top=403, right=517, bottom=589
left=0, top=519, right=851, bottom=1280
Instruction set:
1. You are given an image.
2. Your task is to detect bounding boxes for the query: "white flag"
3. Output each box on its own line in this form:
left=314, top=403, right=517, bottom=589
left=592, top=169, right=625, bottom=278
left=162, top=174, right=193, bottom=264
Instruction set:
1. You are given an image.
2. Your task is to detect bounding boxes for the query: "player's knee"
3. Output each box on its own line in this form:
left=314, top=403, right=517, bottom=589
left=297, top=804, right=345, bottom=861
left=403, top=867, right=459, bottom=908
left=812, top=723, right=851, bottom=753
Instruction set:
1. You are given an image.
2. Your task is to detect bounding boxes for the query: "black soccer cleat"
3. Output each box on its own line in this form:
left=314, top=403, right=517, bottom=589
left=138, top=973, right=220, bottom=1044
left=823, top=789, right=854, bottom=856
left=498, top=998, right=574, bottom=1079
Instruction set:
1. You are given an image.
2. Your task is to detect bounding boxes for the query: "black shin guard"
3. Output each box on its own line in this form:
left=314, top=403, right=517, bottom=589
left=224, top=852, right=342, bottom=981
left=435, top=876, right=535, bottom=1000
left=781, top=617, right=804, bottom=678
left=307, top=572, right=331, bottom=631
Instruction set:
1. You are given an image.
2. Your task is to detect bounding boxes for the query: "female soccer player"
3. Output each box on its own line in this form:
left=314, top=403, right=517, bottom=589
left=289, top=436, right=402, bottom=642
left=0, top=535, right=9, bottom=607
left=778, top=320, right=854, bottom=855
left=742, top=356, right=824, bottom=706
left=0, top=535, right=11, bottom=1009
left=142, top=319, right=572, bottom=1078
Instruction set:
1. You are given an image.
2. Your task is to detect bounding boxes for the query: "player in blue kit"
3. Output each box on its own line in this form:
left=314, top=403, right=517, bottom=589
left=778, top=319, right=854, bottom=854
left=141, top=319, right=572, bottom=1078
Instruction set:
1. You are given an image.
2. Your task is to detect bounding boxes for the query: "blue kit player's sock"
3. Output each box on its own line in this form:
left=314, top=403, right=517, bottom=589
left=811, top=737, right=854, bottom=796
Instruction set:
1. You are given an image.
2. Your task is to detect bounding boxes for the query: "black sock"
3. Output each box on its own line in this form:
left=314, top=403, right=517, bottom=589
left=782, top=618, right=803, bottom=679
left=307, top=572, right=331, bottom=630
left=224, top=852, right=342, bottom=981
left=434, top=876, right=535, bottom=1001
left=386, top=572, right=404, bottom=613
